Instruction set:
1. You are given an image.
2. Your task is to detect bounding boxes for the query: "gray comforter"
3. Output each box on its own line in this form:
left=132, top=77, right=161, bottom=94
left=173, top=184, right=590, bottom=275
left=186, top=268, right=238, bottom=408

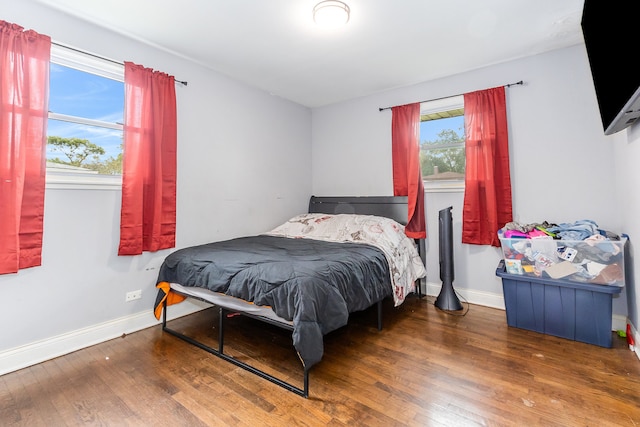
left=156, top=235, right=391, bottom=368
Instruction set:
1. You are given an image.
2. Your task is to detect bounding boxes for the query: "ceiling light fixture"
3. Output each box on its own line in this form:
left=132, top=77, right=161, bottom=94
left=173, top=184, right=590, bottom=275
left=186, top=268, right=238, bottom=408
left=313, top=1, right=350, bottom=28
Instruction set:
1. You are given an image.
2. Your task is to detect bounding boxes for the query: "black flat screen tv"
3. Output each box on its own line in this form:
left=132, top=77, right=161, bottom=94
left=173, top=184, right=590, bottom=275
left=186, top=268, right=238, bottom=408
left=581, top=0, right=640, bottom=135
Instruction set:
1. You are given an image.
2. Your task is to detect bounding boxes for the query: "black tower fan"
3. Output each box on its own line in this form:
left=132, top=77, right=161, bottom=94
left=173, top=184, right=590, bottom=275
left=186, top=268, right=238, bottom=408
left=435, top=206, right=463, bottom=311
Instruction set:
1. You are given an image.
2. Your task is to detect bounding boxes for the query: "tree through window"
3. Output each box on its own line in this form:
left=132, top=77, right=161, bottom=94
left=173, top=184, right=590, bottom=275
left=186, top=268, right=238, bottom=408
left=420, top=95, right=465, bottom=185
left=48, top=46, right=124, bottom=176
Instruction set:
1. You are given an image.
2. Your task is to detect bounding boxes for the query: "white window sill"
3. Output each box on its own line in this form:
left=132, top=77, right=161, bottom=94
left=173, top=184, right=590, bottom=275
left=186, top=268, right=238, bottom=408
left=424, top=180, right=465, bottom=194
left=46, top=172, right=122, bottom=190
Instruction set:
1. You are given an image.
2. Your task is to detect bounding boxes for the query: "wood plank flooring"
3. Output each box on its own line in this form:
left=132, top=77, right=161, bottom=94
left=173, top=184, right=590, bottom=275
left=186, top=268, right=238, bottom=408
left=1, top=295, right=639, bottom=426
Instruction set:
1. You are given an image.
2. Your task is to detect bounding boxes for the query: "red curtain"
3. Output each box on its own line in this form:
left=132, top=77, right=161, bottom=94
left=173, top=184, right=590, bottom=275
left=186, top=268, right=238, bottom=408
left=118, top=62, right=177, bottom=255
left=0, top=21, right=50, bottom=274
left=391, top=103, right=426, bottom=239
left=462, top=86, right=512, bottom=247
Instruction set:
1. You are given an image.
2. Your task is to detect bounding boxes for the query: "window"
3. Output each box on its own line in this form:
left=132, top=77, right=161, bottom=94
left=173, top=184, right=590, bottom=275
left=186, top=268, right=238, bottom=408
left=47, top=45, right=124, bottom=189
left=419, top=95, right=465, bottom=192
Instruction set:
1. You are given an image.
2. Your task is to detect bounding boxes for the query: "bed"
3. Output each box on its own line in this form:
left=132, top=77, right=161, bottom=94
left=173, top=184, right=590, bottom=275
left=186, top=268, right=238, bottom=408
left=153, top=195, right=426, bottom=397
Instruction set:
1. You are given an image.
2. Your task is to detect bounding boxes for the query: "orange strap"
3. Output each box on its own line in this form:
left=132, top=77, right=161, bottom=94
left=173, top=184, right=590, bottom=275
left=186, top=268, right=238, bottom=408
left=154, top=281, right=186, bottom=320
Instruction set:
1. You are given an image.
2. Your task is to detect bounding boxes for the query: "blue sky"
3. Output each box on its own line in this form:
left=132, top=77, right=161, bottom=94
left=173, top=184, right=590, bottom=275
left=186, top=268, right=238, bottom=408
left=47, top=64, right=124, bottom=161
left=419, top=115, right=464, bottom=143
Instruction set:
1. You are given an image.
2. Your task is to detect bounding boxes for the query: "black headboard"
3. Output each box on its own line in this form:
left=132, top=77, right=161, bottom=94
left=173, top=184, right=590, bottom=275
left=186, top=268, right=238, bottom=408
left=308, top=196, right=409, bottom=225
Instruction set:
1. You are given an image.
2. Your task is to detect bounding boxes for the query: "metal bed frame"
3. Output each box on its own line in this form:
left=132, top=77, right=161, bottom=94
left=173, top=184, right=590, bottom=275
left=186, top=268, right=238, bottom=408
left=162, top=294, right=387, bottom=398
left=160, top=195, right=424, bottom=398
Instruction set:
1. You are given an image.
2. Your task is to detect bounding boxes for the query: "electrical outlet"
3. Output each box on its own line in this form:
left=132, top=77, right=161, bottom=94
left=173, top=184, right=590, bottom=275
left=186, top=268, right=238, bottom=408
left=125, top=290, right=142, bottom=302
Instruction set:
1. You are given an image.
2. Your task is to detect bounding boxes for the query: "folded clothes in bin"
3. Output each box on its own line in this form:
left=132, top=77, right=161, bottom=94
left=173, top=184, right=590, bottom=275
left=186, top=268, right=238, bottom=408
left=544, top=261, right=579, bottom=279
left=498, top=220, right=626, bottom=287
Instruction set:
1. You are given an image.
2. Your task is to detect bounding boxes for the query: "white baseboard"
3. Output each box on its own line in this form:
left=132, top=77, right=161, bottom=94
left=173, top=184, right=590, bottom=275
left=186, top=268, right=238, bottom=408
left=612, top=315, right=628, bottom=335
left=629, top=322, right=640, bottom=361
left=423, top=281, right=505, bottom=310
left=424, top=281, right=632, bottom=337
left=0, top=300, right=207, bottom=376
left=1, top=285, right=636, bottom=376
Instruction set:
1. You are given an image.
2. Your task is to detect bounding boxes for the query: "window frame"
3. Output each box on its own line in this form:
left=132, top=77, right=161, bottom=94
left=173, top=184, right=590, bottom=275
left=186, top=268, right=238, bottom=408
left=46, top=44, right=124, bottom=190
left=420, top=95, right=465, bottom=193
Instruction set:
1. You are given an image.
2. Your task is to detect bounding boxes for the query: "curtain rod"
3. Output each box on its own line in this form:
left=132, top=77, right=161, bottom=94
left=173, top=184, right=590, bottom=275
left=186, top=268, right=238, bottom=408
left=378, top=80, right=523, bottom=112
left=51, top=41, right=188, bottom=86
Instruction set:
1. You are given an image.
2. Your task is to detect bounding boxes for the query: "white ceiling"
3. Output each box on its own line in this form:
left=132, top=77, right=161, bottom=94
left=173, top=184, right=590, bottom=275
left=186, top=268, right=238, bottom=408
left=34, top=0, right=586, bottom=108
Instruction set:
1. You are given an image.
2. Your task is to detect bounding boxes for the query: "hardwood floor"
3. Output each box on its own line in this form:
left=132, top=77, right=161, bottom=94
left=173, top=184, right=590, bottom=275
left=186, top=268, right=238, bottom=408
left=2, top=295, right=639, bottom=426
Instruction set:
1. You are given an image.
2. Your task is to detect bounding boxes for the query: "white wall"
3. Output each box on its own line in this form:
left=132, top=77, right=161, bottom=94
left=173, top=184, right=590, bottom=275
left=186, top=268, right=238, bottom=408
left=312, top=45, right=634, bottom=329
left=614, top=115, right=640, bottom=358
left=0, top=1, right=312, bottom=372
left=2, top=1, right=638, bottom=373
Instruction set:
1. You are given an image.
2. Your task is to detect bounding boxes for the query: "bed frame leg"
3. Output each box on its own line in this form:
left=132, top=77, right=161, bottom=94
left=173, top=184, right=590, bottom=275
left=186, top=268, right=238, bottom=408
left=377, top=300, right=383, bottom=331
left=162, top=299, right=167, bottom=328
left=218, top=306, right=224, bottom=353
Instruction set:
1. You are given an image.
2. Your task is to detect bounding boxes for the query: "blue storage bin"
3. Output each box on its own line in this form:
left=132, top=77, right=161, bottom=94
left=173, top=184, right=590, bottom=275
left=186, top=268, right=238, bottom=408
left=496, top=260, right=622, bottom=347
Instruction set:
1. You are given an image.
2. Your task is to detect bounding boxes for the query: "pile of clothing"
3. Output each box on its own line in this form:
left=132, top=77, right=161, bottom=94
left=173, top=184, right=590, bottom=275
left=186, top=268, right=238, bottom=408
left=499, top=220, right=625, bottom=286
